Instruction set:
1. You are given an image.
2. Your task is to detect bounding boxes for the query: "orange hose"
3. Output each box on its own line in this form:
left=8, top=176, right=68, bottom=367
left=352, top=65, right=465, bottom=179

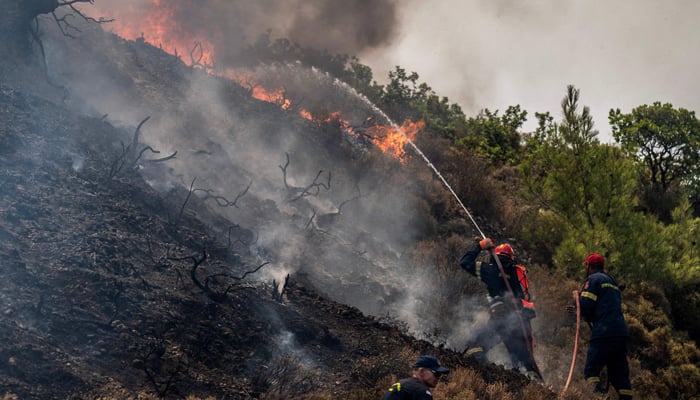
left=563, top=290, right=580, bottom=394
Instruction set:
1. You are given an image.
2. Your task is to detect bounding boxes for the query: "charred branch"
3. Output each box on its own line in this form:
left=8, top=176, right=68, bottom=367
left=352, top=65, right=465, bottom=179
left=279, top=152, right=292, bottom=190
left=193, top=180, right=251, bottom=208
left=189, top=41, right=213, bottom=71
left=189, top=247, right=268, bottom=302
left=288, top=170, right=331, bottom=202
left=170, top=177, right=196, bottom=227
left=279, top=153, right=331, bottom=201
left=137, top=330, right=186, bottom=398
left=107, top=116, right=177, bottom=180
left=50, top=1, right=113, bottom=38
left=188, top=248, right=208, bottom=292
left=272, top=273, right=289, bottom=302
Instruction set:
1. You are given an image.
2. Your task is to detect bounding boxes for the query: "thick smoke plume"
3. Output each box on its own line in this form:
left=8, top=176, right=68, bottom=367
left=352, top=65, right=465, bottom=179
left=88, top=0, right=400, bottom=67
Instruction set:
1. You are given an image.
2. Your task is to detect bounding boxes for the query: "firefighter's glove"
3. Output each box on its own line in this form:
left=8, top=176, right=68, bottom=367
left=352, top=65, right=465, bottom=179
left=479, top=238, right=494, bottom=250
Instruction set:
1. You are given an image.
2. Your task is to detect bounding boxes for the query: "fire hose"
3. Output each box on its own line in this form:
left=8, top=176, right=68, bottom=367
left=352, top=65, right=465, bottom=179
left=563, top=290, right=581, bottom=394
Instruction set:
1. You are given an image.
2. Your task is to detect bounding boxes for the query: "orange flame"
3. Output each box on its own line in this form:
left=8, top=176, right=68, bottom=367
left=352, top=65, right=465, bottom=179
left=224, top=70, right=294, bottom=110
left=84, top=1, right=215, bottom=66
left=368, top=120, right=424, bottom=160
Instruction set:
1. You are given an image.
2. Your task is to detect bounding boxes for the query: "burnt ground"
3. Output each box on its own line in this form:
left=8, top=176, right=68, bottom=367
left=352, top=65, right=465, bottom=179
left=0, top=21, right=545, bottom=399
left=0, top=80, right=535, bottom=399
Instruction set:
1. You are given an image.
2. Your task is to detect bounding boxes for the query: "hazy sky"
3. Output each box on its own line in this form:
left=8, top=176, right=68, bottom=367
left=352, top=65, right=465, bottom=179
left=360, top=0, right=700, bottom=140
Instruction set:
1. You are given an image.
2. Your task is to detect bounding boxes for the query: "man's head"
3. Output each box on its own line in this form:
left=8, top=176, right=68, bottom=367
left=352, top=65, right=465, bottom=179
left=495, top=243, right=515, bottom=260
left=412, top=355, right=449, bottom=388
left=585, top=253, right=605, bottom=275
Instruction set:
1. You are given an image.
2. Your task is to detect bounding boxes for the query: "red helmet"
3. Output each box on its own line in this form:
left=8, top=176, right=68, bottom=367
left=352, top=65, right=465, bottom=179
left=495, top=243, right=515, bottom=260
left=585, top=253, right=605, bottom=268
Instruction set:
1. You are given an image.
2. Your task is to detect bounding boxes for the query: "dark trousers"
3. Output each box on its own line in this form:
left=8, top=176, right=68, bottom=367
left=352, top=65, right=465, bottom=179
left=584, top=336, right=633, bottom=399
left=466, top=309, right=535, bottom=372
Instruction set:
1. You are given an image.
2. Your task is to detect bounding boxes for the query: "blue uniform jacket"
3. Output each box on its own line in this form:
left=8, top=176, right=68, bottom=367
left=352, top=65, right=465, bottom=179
left=579, top=270, right=629, bottom=339
left=459, top=243, right=525, bottom=301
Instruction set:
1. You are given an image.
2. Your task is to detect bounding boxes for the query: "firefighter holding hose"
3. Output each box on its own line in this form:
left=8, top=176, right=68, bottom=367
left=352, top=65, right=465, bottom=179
left=459, top=238, right=540, bottom=381
left=570, top=253, right=633, bottom=399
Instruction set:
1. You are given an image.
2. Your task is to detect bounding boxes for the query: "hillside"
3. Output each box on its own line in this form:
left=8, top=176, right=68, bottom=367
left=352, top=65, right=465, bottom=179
left=0, top=16, right=555, bottom=399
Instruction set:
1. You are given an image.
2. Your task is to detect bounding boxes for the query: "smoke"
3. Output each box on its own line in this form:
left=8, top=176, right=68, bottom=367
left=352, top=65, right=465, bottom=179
left=88, top=0, right=400, bottom=66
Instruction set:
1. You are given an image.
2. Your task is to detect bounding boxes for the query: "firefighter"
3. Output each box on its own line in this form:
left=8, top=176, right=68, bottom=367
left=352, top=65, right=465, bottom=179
left=459, top=238, right=539, bottom=381
left=380, top=355, right=449, bottom=400
left=575, top=253, right=633, bottom=399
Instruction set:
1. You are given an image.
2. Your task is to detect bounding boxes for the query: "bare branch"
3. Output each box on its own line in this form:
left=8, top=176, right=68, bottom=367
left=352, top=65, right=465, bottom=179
left=172, top=177, right=197, bottom=227
left=278, top=153, right=332, bottom=202
left=288, top=169, right=331, bottom=202
left=272, top=274, right=290, bottom=302
left=146, top=151, right=178, bottom=163
left=51, top=1, right=114, bottom=38
left=189, top=248, right=268, bottom=302
left=278, top=152, right=291, bottom=190
left=189, top=41, right=213, bottom=71
left=192, top=181, right=251, bottom=208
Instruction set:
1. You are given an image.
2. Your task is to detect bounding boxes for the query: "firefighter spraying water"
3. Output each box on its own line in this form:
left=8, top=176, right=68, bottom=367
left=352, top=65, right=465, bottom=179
left=347, top=87, right=543, bottom=382
left=460, top=239, right=541, bottom=381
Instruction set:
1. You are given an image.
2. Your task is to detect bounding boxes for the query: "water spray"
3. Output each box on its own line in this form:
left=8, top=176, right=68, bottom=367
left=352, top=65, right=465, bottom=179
left=332, top=77, right=543, bottom=380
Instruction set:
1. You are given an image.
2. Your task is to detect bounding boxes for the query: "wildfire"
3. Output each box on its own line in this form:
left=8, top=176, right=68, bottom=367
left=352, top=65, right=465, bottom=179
left=80, top=2, right=423, bottom=160
left=84, top=1, right=215, bottom=66
left=367, top=119, right=424, bottom=160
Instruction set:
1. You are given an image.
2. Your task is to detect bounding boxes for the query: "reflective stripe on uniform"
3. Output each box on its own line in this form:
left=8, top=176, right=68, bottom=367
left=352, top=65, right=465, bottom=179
left=581, top=291, right=598, bottom=301
left=619, top=389, right=634, bottom=396
left=601, top=283, right=620, bottom=291
left=586, top=376, right=600, bottom=383
left=389, top=382, right=401, bottom=392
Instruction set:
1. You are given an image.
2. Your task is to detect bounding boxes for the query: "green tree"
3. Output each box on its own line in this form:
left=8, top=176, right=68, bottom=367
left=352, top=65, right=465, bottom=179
left=519, top=86, right=656, bottom=279
left=377, top=66, right=431, bottom=122
left=456, top=105, right=526, bottom=166
left=609, top=102, right=700, bottom=220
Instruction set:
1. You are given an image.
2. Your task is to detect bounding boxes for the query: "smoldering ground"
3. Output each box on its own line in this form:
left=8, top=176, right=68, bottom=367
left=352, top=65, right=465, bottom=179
left=20, top=6, right=571, bottom=378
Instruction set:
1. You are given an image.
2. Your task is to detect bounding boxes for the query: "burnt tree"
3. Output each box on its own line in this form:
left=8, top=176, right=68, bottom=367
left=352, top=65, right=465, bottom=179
left=0, top=0, right=94, bottom=60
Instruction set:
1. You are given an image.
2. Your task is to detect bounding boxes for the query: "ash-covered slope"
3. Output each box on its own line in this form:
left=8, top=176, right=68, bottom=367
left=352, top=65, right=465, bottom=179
left=0, top=17, right=551, bottom=399
left=0, top=78, right=448, bottom=398
left=32, top=15, right=468, bottom=338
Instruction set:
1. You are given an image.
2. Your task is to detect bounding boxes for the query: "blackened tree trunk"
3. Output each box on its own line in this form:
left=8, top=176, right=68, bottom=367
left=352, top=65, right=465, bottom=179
left=0, top=0, right=61, bottom=60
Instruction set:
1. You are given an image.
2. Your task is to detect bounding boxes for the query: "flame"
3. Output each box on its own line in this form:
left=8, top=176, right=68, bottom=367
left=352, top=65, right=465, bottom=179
left=224, top=70, right=294, bottom=110
left=81, top=2, right=423, bottom=160
left=84, top=1, right=215, bottom=66
left=367, top=119, right=424, bottom=160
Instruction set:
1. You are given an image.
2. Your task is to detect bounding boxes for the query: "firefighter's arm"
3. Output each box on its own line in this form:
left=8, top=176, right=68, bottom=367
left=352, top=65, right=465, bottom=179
left=459, top=242, right=484, bottom=276
left=579, top=279, right=599, bottom=322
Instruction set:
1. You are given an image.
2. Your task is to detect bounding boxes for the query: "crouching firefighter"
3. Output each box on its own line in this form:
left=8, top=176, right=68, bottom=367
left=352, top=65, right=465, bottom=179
left=459, top=238, right=540, bottom=381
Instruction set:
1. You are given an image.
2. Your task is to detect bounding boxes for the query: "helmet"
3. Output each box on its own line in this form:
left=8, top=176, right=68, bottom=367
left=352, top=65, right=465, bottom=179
left=495, top=243, right=515, bottom=260
left=585, top=253, right=605, bottom=269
